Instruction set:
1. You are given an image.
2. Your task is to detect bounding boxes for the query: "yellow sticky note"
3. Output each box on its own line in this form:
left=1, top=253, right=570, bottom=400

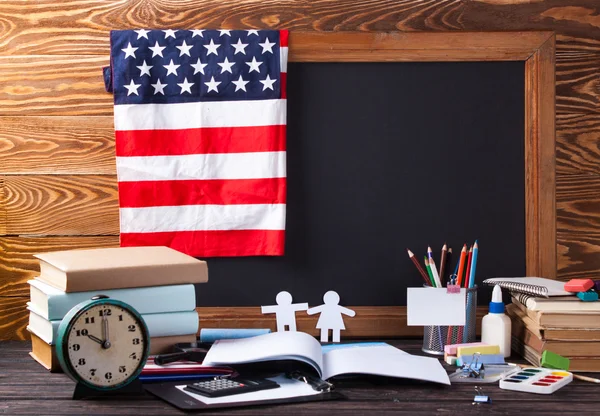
left=456, top=345, right=500, bottom=357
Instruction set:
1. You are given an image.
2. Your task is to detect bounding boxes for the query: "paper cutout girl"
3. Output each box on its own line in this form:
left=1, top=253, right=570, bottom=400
left=307, top=291, right=356, bottom=343
left=261, top=291, right=308, bottom=332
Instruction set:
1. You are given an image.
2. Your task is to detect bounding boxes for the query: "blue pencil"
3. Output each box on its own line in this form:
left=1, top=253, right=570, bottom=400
left=468, top=241, right=479, bottom=288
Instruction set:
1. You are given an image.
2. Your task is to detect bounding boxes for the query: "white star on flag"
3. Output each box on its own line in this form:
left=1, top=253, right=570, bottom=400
left=124, top=79, right=141, bottom=96
left=260, top=74, right=277, bottom=91
left=232, top=75, right=249, bottom=92
left=231, top=39, right=248, bottom=55
left=259, top=38, right=276, bottom=54
left=191, top=29, right=204, bottom=38
left=204, top=39, right=220, bottom=56
left=149, top=41, right=166, bottom=58
left=163, top=29, right=177, bottom=39
left=246, top=57, right=263, bottom=73
left=121, top=42, right=138, bottom=59
left=219, top=30, right=232, bottom=37
left=191, top=58, right=207, bottom=75
left=151, top=79, right=167, bottom=95
left=176, top=40, right=193, bottom=57
left=134, top=29, right=150, bottom=39
left=178, top=78, right=194, bottom=94
left=247, top=30, right=260, bottom=36
left=204, top=76, right=221, bottom=93
left=164, top=59, right=181, bottom=76
left=136, top=60, right=153, bottom=77
left=218, top=57, right=235, bottom=74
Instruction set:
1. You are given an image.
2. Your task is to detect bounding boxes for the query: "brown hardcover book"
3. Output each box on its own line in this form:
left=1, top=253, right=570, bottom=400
left=30, top=332, right=61, bottom=372
left=509, top=308, right=600, bottom=356
left=512, top=337, right=600, bottom=373
left=511, top=299, right=600, bottom=329
left=506, top=303, right=600, bottom=341
left=34, top=246, right=208, bottom=292
left=29, top=331, right=196, bottom=372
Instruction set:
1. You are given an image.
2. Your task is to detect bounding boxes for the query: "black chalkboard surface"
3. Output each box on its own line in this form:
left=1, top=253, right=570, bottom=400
left=197, top=61, right=525, bottom=307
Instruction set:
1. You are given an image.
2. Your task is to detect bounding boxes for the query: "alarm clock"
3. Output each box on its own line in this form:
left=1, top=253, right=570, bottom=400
left=56, top=295, right=150, bottom=398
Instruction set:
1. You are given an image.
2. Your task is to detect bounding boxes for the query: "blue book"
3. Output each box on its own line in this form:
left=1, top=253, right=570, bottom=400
left=28, top=279, right=196, bottom=320
left=27, top=304, right=199, bottom=344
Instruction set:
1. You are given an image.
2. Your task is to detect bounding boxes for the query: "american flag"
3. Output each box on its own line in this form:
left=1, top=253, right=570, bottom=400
left=108, top=29, right=288, bottom=257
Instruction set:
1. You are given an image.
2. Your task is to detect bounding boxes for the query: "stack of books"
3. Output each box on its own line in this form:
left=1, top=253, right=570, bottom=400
left=26, top=246, right=208, bottom=372
left=508, top=292, right=600, bottom=372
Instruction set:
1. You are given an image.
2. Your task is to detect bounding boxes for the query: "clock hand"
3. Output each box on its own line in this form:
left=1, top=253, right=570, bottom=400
left=87, top=334, right=103, bottom=345
left=102, top=315, right=111, bottom=349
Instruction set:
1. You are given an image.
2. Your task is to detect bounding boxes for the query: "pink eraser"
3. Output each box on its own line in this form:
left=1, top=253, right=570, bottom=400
left=444, top=342, right=488, bottom=356
left=564, top=279, right=594, bottom=292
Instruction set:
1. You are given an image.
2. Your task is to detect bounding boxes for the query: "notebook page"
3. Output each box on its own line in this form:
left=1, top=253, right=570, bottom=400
left=484, top=277, right=571, bottom=296
left=202, top=332, right=323, bottom=377
left=321, top=345, right=450, bottom=385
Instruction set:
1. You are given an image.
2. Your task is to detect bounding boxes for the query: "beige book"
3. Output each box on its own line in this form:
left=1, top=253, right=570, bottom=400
left=507, top=303, right=600, bottom=341
left=29, top=331, right=196, bottom=372
left=34, top=246, right=208, bottom=292
left=511, top=299, right=600, bottom=329
left=508, top=307, right=600, bottom=356
left=512, top=337, right=600, bottom=373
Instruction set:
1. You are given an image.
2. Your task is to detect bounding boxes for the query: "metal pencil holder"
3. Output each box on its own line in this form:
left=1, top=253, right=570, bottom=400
left=422, top=285, right=478, bottom=355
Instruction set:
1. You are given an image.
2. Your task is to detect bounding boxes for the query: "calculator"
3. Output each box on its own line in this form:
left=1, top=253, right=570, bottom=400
left=184, top=377, right=280, bottom=398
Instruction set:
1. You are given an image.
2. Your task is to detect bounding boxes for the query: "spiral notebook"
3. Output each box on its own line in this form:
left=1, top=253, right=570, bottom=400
left=482, top=277, right=572, bottom=298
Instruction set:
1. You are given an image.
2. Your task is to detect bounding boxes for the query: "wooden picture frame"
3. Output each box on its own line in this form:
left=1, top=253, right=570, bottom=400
left=198, top=31, right=556, bottom=337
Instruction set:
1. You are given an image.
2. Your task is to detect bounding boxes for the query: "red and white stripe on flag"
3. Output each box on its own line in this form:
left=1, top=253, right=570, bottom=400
left=110, top=29, right=288, bottom=257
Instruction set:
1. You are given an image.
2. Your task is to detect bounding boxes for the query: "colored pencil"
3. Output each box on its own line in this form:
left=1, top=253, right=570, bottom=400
left=407, top=248, right=431, bottom=285
left=464, top=246, right=473, bottom=288
left=424, top=256, right=436, bottom=287
left=439, top=244, right=448, bottom=288
left=468, top=241, right=479, bottom=288
left=456, top=245, right=467, bottom=286
left=427, top=247, right=441, bottom=288
left=446, top=247, right=453, bottom=281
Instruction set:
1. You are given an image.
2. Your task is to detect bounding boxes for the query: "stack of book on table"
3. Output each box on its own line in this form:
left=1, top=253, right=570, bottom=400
left=508, top=292, right=600, bottom=372
left=27, top=246, right=208, bottom=372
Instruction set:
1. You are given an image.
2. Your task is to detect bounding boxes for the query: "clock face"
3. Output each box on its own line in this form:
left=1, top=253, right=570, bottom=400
left=64, top=302, right=147, bottom=388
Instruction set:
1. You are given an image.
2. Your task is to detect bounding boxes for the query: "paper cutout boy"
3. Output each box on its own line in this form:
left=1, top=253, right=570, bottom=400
left=261, top=291, right=308, bottom=332
left=307, top=291, right=356, bottom=343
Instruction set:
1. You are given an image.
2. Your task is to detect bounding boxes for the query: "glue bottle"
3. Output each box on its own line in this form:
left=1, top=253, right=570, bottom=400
left=481, top=285, right=511, bottom=357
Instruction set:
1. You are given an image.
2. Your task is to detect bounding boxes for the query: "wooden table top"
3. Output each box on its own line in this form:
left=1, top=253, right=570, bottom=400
left=1, top=340, right=598, bottom=415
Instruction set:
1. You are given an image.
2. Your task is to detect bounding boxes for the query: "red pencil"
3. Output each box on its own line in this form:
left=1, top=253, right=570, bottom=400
left=464, top=245, right=473, bottom=288
left=406, top=249, right=431, bottom=285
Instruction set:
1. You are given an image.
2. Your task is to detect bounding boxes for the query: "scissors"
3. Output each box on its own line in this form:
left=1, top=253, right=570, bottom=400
left=153, top=342, right=212, bottom=365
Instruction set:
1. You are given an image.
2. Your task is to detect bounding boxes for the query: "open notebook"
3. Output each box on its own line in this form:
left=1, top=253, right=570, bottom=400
left=483, top=277, right=572, bottom=298
left=201, top=331, right=450, bottom=385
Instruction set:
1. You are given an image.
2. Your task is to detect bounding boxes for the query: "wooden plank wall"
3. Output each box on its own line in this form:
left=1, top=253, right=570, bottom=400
left=0, top=0, right=598, bottom=340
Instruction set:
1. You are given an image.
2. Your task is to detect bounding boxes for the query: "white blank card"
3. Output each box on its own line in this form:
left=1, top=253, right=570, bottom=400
left=406, top=288, right=466, bottom=326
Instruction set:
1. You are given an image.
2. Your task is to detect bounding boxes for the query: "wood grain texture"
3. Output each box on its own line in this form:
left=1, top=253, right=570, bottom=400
left=556, top=50, right=600, bottom=114
left=524, top=34, right=557, bottom=278
left=0, top=236, right=119, bottom=297
left=198, top=306, right=485, bottom=338
left=2, top=175, right=118, bottom=235
left=556, top=113, right=600, bottom=175
left=0, top=297, right=28, bottom=341
left=0, top=116, right=115, bottom=174
left=0, top=56, right=109, bottom=116
left=4, top=340, right=598, bottom=415
left=557, top=173, right=600, bottom=280
left=0, top=0, right=599, bottom=56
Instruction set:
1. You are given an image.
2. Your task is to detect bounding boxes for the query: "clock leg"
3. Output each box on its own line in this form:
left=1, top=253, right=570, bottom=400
left=72, top=378, right=146, bottom=400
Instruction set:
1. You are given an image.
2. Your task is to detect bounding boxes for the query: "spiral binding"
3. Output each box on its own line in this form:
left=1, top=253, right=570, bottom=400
left=483, top=279, right=548, bottom=297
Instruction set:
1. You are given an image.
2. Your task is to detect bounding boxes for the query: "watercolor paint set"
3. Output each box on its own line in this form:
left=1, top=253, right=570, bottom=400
left=499, top=368, right=573, bottom=394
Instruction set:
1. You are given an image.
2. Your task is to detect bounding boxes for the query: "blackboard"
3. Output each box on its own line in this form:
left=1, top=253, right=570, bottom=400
left=197, top=60, right=526, bottom=307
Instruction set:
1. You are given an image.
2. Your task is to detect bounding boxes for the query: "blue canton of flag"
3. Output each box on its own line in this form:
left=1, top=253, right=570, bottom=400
left=110, top=29, right=282, bottom=104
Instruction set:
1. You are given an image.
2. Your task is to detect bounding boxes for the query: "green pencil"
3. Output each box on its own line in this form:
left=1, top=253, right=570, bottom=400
left=424, top=256, right=436, bottom=287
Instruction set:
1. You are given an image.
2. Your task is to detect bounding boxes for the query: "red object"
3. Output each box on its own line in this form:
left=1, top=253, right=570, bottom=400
left=110, top=29, right=289, bottom=257
left=564, top=279, right=595, bottom=292
left=464, top=246, right=473, bottom=288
